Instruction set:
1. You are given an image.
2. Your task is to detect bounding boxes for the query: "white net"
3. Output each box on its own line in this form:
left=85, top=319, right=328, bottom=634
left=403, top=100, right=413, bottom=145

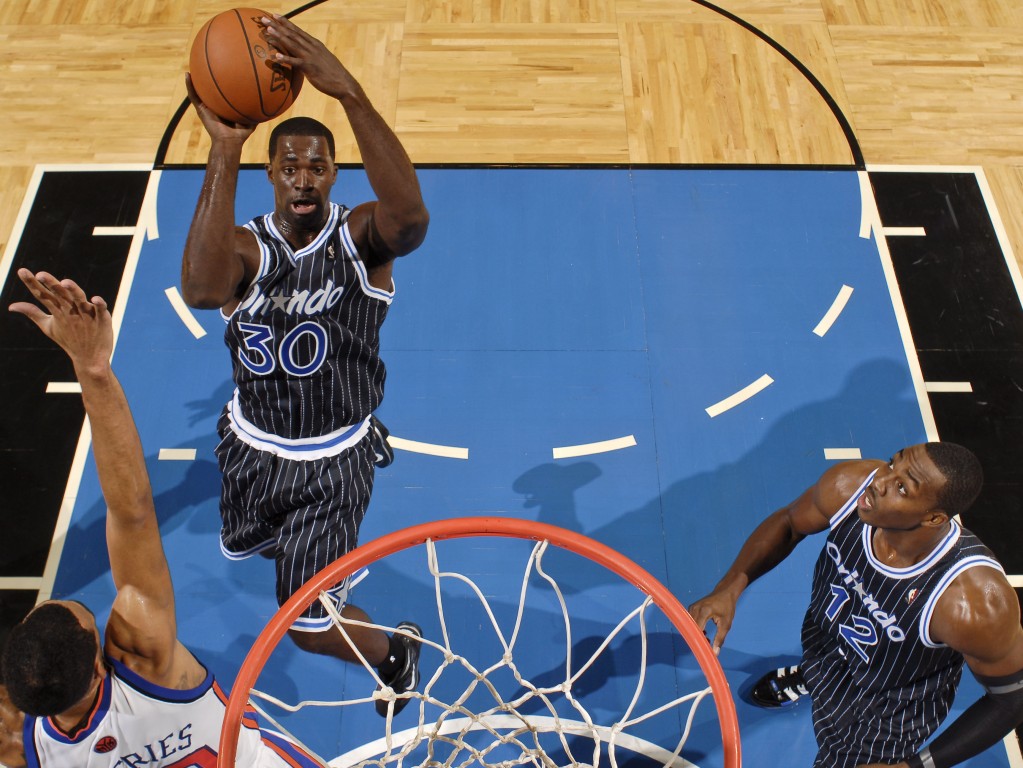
left=239, top=535, right=724, bottom=768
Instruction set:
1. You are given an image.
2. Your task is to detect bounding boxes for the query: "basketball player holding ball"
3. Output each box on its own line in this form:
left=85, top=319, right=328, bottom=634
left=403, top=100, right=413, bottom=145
left=181, top=14, right=429, bottom=717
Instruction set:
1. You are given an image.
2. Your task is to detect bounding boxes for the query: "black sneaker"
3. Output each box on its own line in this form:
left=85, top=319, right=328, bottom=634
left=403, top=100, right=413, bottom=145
left=375, top=622, right=422, bottom=717
left=369, top=415, right=394, bottom=468
left=749, top=665, right=808, bottom=708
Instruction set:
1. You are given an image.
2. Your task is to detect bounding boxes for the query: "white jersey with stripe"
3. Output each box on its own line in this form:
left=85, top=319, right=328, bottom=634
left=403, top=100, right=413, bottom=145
left=801, top=469, right=1003, bottom=766
left=223, top=203, right=393, bottom=448
left=22, top=657, right=318, bottom=768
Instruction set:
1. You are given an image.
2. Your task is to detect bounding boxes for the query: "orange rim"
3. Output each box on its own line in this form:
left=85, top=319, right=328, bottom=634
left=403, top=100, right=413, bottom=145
left=219, top=517, right=741, bottom=768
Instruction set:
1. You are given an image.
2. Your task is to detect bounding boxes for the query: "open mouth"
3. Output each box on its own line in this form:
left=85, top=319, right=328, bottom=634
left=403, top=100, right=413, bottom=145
left=291, top=199, right=318, bottom=216
left=859, top=486, right=874, bottom=510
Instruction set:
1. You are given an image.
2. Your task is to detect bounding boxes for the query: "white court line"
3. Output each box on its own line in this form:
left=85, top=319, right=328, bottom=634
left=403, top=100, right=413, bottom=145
left=46, top=382, right=82, bottom=393
left=974, top=168, right=1023, bottom=310
left=824, top=448, right=861, bottom=460
left=1008, top=575, right=1023, bottom=589
left=553, top=434, right=636, bottom=460
left=705, top=374, right=773, bottom=418
left=880, top=226, right=926, bottom=237
left=0, top=577, right=43, bottom=590
left=925, top=381, right=973, bottom=393
left=857, top=172, right=873, bottom=239
left=388, top=436, right=469, bottom=460
left=813, top=285, right=853, bottom=337
left=93, top=226, right=137, bottom=236
left=159, top=448, right=197, bottom=461
left=165, top=286, right=208, bottom=339
left=860, top=169, right=940, bottom=442
left=38, top=168, right=162, bottom=603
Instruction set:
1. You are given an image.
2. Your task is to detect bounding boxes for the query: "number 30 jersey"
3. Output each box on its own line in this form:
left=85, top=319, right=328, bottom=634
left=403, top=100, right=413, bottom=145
left=223, top=203, right=393, bottom=456
left=23, top=657, right=319, bottom=768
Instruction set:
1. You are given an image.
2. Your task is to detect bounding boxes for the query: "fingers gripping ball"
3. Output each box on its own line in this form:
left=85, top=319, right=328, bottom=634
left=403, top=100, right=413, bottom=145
left=189, top=8, right=303, bottom=124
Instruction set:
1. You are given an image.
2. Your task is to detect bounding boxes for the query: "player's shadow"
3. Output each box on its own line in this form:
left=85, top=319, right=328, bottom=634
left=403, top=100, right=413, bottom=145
left=517, top=357, right=918, bottom=602
left=184, top=378, right=235, bottom=428
left=48, top=450, right=222, bottom=595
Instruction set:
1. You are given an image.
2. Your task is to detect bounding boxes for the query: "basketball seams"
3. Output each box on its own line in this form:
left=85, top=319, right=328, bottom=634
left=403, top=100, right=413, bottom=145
left=234, top=8, right=270, bottom=120
left=189, top=7, right=300, bottom=125
left=202, top=15, right=255, bottom=124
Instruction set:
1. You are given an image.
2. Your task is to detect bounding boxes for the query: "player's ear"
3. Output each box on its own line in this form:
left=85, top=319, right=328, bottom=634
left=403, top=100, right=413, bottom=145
left=265, top=163, right=273, bottom=182
left=925, top=508, right=949, bottom=527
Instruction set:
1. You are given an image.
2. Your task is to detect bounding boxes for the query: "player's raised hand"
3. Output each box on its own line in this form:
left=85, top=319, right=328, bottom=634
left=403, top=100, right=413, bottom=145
left=9, top=269, right=113, bottom=373
left=259, top=14, right=354, bottom=100
left=185, top=73, right=258, bottom=140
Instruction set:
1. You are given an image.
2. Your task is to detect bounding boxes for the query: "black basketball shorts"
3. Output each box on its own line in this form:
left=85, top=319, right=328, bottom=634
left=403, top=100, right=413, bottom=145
left=215, top=409, right=376, bottom=631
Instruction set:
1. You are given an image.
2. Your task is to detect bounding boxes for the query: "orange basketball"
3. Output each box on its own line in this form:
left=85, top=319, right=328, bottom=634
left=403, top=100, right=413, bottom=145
left=189, top=8, right=303, bottom=125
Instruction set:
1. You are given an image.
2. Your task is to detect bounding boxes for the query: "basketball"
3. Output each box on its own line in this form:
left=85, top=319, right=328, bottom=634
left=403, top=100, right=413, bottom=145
left=188, top=7, right=303, bottom=125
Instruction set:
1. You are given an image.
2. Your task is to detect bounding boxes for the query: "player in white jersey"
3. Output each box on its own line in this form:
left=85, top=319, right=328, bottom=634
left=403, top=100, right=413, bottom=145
left=0, top=270, right=319, bottom=768
left=690, top=444, right=1023, bottom=768
left=181, top=13, right=428, bottom=717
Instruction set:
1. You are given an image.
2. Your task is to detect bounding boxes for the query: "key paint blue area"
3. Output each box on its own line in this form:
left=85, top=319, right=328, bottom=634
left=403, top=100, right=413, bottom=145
left=49, top=167, right=1004, bottom=767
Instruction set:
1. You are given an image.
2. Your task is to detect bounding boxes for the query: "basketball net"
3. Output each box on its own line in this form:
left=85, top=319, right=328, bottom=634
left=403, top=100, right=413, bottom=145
left=220, top=518, right=741, bottom=768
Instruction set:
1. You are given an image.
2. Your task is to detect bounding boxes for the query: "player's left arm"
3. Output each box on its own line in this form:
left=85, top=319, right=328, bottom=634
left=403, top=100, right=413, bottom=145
left=260, top=14, right=429, bottom=271
left=9, top=270, right=204, bottom=691
left=0, top=684, right=25, bottom=768
left=895, top=566, right=1023, bottom=768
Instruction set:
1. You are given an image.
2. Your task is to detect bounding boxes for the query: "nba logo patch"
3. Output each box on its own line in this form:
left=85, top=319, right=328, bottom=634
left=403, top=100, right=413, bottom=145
left=94, top=736, right=117, bottom=753
left=906, top=589, right=920, bottom=606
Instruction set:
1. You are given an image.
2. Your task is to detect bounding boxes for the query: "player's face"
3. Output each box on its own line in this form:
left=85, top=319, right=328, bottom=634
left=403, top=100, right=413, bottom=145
left=267, top=135, right=337, bottom=229
left=856, top=445, right=948, bottom=530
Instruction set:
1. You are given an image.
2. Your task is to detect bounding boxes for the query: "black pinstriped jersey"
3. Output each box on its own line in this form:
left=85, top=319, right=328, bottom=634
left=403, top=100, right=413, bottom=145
left=223, top=203, right=392, bottom=442
left=801, top=469, right=1003, bottom=764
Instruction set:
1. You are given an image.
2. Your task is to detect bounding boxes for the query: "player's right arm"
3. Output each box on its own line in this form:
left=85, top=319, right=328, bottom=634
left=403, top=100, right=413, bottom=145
left=180, top=74, right=262, bottom=310
left=688, top=460, right=881, bottom=652
left=0, top=684, right=25, bottom=768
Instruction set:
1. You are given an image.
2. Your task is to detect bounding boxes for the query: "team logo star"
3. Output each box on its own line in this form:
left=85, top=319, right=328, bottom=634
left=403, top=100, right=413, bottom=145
left=270, top=293, right=292, bottom=310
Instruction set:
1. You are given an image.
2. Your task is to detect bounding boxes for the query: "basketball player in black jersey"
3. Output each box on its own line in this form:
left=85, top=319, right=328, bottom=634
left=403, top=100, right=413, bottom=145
left=690, top=444, right=1023, bottom=767
left=181, top=14, right=429, bottom=717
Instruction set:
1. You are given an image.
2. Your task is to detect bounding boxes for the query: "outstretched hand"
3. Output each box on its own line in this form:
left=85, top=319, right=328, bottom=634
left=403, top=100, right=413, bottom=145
left=260, top=14, right=354, bottom=100
left=9, top=269, right=113, bottom=373
left=184, top=73, right=257, bottom=143
left=688, top=588, right=740, bottom=655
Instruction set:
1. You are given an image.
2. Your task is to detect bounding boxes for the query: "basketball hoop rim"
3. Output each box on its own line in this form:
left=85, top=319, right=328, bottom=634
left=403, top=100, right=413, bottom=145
left=219, top=516, right=742, bottom=768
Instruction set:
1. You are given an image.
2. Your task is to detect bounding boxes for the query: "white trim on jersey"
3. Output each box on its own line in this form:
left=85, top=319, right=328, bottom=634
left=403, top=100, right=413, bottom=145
left=864, top=519, right=962, bottom=580
left=338, top=214, right=396, bottom=303
left=221, top=220, right=278, bottom=324
left=221, top=536, right=276, bottom=561
left=226, top=390, right=371, bottom=461
left=919, top=554, right=1006, bottom=648
left=829, top=468, right=879, bottom=528
left=265, top=204, right=340, bottom=261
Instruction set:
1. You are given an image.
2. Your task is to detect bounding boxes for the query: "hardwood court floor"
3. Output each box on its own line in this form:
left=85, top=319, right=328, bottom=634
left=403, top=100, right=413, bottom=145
left=1, top=0, right=1022, bottom=254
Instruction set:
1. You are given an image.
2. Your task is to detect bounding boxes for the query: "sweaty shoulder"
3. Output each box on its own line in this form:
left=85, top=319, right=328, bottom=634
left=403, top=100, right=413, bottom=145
left=812, top=459, right=886, bottom=520
left=931, top=563, right=1022, bottom=668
